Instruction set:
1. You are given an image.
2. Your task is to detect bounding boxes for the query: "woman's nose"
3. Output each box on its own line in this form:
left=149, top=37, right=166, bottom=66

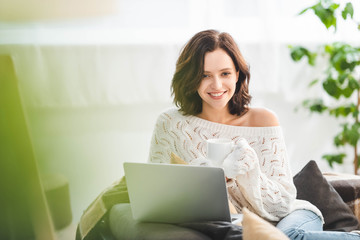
left=211, top=76, right=222, bottom=89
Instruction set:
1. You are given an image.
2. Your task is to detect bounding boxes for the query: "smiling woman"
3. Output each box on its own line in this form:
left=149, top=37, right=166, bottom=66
left=146, top=29, right=360, bottom=240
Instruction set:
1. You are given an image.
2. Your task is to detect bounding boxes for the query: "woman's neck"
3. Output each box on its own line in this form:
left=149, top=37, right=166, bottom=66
left=197, top=107, right=237, bottom=125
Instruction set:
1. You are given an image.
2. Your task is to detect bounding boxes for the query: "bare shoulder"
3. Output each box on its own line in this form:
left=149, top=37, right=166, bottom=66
left=246, top=107, right=280, bottom=127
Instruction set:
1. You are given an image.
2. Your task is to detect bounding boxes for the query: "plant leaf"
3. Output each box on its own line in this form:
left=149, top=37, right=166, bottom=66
left=308, top=52, right=317, bottom=66
left=290, top=46, right=308, bottom=61
left=338, top=73, right=348, bottom=84
left=342, top=2, right=354, bottom=20
left=329, top=104, right=357, bottom=117
left=290, top=46, right=317, bottom=66
left=299, top=7, right=312, bottom=15
left=342, top=87, right=354, bottom=98
left=325, top=44, right=334, bottom=53
left=346, top=123, right=360, bottom=146
left=322, top=153, right=346, bottom=168
left=328, top=42, right=360, bottom=72
left=323, top=78, right=341, bottom=99
left=312, top=1, right=339, bottom=30
left=303, top=99, right=328, bottom=113
left=334, top=132, right=345, bottom=146
left=308, top=79, right=319, bottom=88
left=348, top=77, right=360, bottom=90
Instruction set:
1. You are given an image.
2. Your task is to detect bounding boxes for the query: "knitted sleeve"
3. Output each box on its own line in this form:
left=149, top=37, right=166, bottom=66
left=148, top=112, right=173, bottom=163
left=148, top=110, right=210, bottom=165
left=223, top=135, right=296, bottom=222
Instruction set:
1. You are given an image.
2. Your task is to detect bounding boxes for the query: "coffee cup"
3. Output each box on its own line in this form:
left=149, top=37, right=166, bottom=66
left=206, top=138, right=234, bottom=166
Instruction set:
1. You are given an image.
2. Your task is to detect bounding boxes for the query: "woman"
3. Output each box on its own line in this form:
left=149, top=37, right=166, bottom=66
left=149, top=29, right=360, bottom=240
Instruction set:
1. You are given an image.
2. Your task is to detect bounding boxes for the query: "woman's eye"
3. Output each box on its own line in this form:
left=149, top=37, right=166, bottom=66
left=202, top=74, right=210, bottom=78
left=222, top=72, right=231, bottom=76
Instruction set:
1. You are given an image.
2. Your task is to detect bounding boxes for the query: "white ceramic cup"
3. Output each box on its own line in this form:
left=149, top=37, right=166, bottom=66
left=206, top=138, right=234, bottom=166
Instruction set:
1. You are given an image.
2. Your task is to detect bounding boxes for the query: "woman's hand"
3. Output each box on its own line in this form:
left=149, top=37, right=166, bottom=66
left=222, top=138, right=257, bottom=178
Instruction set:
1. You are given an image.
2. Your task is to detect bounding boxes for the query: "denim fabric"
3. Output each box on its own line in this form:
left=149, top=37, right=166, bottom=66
left=276, top=210, right=360, bottom=240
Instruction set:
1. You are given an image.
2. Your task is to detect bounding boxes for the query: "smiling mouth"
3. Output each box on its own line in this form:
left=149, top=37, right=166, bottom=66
left=209, top=91, right=226, bottom=97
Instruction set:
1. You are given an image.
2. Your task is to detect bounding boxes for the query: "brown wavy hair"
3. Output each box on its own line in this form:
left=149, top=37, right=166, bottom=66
left=171, top=29, right=251, bottom=116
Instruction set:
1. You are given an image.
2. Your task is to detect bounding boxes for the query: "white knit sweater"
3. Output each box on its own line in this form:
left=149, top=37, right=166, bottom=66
left=148, top=108, right=323, bottom=223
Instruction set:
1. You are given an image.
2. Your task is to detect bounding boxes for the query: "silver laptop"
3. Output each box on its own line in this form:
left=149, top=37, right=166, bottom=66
left=123, top=162, right=242, bottom=224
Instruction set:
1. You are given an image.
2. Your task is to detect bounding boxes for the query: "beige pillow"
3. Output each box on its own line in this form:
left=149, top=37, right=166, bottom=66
left=170, top=152, right=188, bottom=165
left=242, top=208, right=289, bottom=240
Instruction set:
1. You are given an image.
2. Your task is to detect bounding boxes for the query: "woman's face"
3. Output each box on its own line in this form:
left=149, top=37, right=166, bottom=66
left=197, top=48, right=239, bottom=113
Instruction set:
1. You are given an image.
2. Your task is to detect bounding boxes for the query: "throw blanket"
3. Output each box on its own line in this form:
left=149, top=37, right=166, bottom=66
left=77, top=177, right=130, bottom=240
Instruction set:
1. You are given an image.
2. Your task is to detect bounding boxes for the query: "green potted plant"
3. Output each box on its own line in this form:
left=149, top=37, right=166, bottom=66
left=289, top=0, right=360, bottom=174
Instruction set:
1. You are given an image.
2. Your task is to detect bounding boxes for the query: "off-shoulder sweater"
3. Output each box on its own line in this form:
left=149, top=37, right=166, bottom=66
left=148, top=108, right=323, bottom=223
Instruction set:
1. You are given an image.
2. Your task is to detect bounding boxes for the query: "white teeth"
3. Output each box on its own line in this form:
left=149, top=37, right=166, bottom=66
left=210, top=92, right=224, bottom=97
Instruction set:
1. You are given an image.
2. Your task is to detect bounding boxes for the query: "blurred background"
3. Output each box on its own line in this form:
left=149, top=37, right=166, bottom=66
left=0, top=0, right=359, bottom=238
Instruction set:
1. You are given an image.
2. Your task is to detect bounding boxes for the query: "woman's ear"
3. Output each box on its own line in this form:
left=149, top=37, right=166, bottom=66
left=236, top=71, right=240, bottom=82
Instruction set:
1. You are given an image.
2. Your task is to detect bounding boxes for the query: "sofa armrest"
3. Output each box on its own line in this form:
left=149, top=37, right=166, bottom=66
left=324, top=172, right=360, bottom=223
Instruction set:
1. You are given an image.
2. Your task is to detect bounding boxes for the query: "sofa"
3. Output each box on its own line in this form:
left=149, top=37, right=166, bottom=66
left=76, top=160, right=360, bottom=240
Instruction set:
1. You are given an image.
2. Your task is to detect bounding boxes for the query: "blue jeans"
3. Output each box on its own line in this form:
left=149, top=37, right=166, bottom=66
left=276, top=209, right=360, bottom=240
